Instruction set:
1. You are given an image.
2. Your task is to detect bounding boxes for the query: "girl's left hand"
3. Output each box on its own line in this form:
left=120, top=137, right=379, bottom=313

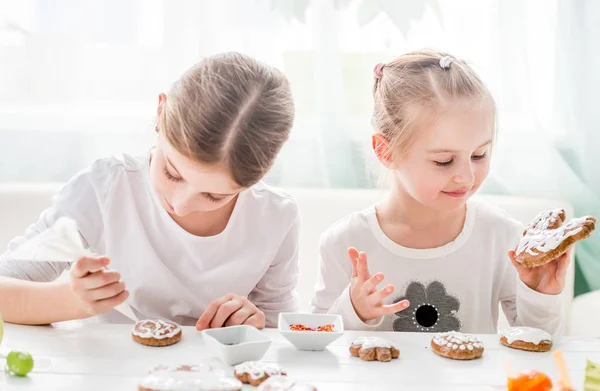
left=508, top=247, right=573, bottom=295
left=195, top=293, right=265, bottom=330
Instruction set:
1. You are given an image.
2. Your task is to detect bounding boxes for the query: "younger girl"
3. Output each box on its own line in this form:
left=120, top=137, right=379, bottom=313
left=0, top=52, right=300, bottom=330
left=311, top=50, right=568, bottom=334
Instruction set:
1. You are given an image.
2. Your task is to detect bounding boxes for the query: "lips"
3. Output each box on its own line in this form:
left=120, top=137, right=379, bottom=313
left=442, top=189, right=470, bottom=197
left=164, top=197, right=175, bottom=212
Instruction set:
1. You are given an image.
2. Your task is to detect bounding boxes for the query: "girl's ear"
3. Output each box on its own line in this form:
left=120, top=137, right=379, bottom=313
left=372, top=133, right=394, bottom=168
left=157, top=93, right=167, bottom=117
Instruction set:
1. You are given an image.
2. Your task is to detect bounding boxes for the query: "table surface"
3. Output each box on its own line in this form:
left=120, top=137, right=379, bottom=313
left=0, top=322, right=598, bottom=390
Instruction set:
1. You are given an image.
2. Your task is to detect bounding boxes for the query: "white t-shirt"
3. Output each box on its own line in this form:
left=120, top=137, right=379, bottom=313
left=310, top=199, right=565, bottom=335
left=0, top=154, right=301, bottom=326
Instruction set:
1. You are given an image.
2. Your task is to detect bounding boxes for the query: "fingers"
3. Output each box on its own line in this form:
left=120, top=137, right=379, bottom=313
left=196, top=294, right=234, bottom=330
left=86, top=289, right=129, bottom=315
left=379, top=299, right=410, bottom=316
left=83, top=280, right=127, bottom=302
left=71, top=256, right=110, bottom=278
left=209, top=299, right=244, bottom=329
left=362, top=273, right=384, bottom=295
left=356, top=251, right=371, bottom=282
left=367, top=283, right=395, bottom=304
left=348, top=247, right=359, bottom=278
left=224, top=306, right=256, bottom=328
left=243, top=312, right=266, bottom=329
left=508, top=249, right=524, bottom=270
left=80, top=270, right=121, bottom=291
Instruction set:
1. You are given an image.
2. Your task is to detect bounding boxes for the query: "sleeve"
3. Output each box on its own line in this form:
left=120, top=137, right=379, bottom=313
left=310, top=231, right=383, bottom=331
left=248, top=204, right=301, bottom=328
left=499, top=222, right=565, bottom=336
left=0, top=159, right=111, bottom=282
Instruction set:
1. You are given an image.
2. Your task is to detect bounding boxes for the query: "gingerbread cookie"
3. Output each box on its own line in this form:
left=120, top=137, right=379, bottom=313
left=132, top=319, right=182, bottom=347
left=431, top=331, right=484, bottom=360
left=516, top=208, right=596, bottom=267
left=138, top=364, right=242, bottom=391
left=233, top=361, right=286, bottom=387
left=500, top=327, right=553, bottom=352
left=349, top=337, right=400, bottom=362
left=258, top=375, right=317, bottom=391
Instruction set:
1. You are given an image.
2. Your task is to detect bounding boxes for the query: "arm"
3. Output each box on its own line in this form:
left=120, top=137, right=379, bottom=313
left=248, top=213, right=301, bottom=328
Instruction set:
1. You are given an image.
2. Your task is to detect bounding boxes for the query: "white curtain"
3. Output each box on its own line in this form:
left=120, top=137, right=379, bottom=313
left=0, top=0, right=598, bottom=288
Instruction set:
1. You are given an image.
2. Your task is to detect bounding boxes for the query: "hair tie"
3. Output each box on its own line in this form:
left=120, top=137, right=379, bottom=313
left=374, top=63, right=385, bottom=79
left=439, top=56, right=454, bottom=70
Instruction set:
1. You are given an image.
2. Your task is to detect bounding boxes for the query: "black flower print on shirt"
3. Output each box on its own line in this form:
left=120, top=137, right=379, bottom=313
left=392, top=281, right=461, bottom=333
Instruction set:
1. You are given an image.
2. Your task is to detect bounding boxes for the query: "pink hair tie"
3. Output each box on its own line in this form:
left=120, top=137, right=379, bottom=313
left=374, top=63, right=385, bottom=79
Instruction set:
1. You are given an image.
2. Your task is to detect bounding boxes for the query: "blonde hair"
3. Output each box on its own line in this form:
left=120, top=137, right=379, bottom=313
left=372, top=50, right=495, bottom=161
left=158, top=52, right=294, bottom=188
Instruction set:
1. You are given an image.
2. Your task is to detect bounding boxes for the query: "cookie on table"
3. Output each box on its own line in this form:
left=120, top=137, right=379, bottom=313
left=234, top=361, right=286, bottom=387
left=132, top=319, right=182, bottom=347
left=258, top=375, right=318, bottom=391
left=431, top=331, right=484, bottom=360
left=138, top=364, right=242, bottom=391
left=500, top=327, right=553, bottom=352
left=349, top=337, right=399, bottom=362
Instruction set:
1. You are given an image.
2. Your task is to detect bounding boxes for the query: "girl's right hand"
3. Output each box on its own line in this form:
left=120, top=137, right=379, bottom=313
left=69, top=256, right=129, bottom=317
left=347, top=247, right=410, bottom=322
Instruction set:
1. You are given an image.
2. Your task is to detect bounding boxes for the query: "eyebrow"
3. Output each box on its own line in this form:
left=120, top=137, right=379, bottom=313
left=427, top=139, right=492, bottom=154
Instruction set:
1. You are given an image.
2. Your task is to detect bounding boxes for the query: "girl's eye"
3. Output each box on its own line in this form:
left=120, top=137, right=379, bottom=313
left=472, top=152, right=487, bottom=161
left=434, top=160, right=453, bottom=167
left=204, top=193, right=224, bottom=203
left=163, top=167, right=182, bottom=182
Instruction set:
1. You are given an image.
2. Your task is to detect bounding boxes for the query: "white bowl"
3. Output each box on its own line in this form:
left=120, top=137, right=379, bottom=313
left=202, top=325, right=272, bottom=366
left=278, top=313, right=343, bottom=351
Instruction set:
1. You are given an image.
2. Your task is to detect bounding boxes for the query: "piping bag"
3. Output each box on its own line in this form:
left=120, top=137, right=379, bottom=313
left=1, top=217, right=137, bottom=321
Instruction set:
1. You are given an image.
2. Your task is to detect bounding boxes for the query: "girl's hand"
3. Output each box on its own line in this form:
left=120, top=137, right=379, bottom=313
left=196, top=294, right=265, bottom=330
left=69, top=256, right=129, bottom=316
left=508, top=247, right=572, bottom=295
left=347, top=247, right=410, bottom=322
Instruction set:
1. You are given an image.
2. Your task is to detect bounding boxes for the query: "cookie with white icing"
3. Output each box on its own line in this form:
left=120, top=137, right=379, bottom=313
left=257, top=375, right=317, bottom=391
left=516, top=209, right=596, bottom=267
left=233, top=361, right=286, bottom=387
left=132, top=319, right=182, bottom=347
left=500, top=327, right=553, bottom=352
left=349, top=337, right=399, bottom=362
left=431, top=331, right=484, bottom=360
left=138, top=364, right=242, bottom=391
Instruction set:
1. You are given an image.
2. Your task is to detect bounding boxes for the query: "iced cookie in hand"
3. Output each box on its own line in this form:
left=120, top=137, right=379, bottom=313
left=431, top=331, right=484, bottom=360
left=132, top=319, right=182, bottom=347
left=349, top=337, right=399, bottom=362
left=500, top=327, right=553, bottom=352
left=516, top=209, right=596, bottom=267
left=233, top=361, right=286, bottom=387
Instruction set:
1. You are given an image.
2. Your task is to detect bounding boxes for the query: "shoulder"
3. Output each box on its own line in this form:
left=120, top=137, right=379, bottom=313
left=245, top=181, right=300, bottom=226
left=469, top=197, right=524, bottom=245
left=320, top=207, right=373, bottom=249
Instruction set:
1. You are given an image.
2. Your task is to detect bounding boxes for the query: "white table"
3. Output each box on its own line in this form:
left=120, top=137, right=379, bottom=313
left=0, top=323, right=598, bottom=390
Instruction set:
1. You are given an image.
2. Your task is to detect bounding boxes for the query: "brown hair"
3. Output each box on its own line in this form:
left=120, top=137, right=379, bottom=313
left=372, top=50, right=495, bottom=161
left=158, top=52, right=294, bottom=187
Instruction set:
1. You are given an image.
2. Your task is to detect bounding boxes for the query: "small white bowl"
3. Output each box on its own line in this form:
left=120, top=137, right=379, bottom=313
left=202, top=325, right=272, bottom=366
left=278, top=312, right=343, bottom=351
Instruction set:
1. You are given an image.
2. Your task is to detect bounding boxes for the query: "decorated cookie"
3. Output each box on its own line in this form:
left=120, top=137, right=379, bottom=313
left=349, top=337, right=399, bottom=362
left=500, top=327, right=553, bottom=352
left=431, top=331, right=484, bottom=360
left=132, top=319, right=182, bottom=347
left=233, top=361, right=286, bottom=387
left=257, top=375, right=317, bottom=391
left=138, top=364, right=242, bottom=391
left=516, top=209, right=596, bottom=267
